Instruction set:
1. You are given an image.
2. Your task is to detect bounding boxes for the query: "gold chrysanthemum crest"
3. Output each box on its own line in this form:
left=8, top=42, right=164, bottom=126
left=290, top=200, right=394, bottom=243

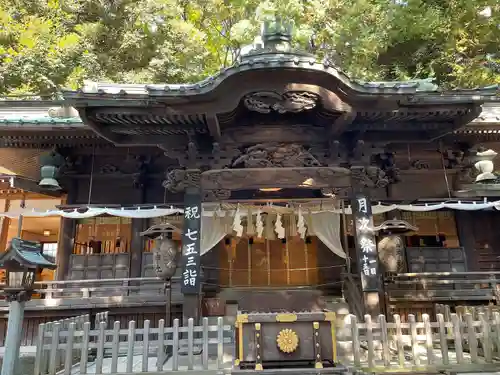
left=276, top=328, right=299, bottom=353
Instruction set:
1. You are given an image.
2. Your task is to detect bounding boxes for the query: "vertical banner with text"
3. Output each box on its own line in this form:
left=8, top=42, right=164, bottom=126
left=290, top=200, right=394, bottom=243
left=181, top=192, right=202, bottom=295
left=352, top=194, right=380, bottom=292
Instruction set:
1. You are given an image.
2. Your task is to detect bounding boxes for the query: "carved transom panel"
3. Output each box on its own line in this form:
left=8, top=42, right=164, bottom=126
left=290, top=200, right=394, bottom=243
left=232, top=143, right=322, bottom=168
left=243, top=91, right=319, bottom=114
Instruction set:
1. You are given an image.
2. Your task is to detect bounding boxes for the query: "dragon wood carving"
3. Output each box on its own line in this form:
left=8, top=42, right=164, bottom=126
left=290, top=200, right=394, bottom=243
left=243, top=91, right=319, bottom=114
left=162, top=143, right=399, bottom=194
left=350, top=166, right=390, bottom=189
left=162, top=169, right=201, bottom=193
left=232, top=143, right=322, bottom=168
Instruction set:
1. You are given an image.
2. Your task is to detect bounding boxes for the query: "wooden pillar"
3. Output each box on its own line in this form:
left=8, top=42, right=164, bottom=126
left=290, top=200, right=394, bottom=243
left=181, top=182, right=203, bottom=324
left=455, top=211, right=476, bottom=271
left=129, top=219, right=145, bottom=278
left=129, top=184, right=146, bottom=279
left=0, top=198, right=11, bottom=251
left=351, top=192, right=381, bottom=317
left=56, top=180, right=78, bottom=280
left=56, top=219, right=76, bottom=280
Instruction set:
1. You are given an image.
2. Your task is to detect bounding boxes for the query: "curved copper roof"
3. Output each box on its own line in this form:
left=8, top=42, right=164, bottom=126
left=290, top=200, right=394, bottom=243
left=1, top=21, right=500, bottom=147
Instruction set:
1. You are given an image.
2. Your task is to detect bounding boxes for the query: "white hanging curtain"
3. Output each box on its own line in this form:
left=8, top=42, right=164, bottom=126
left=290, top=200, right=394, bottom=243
left=308, top=211, right=346, bottom=259
left=200, top=215, right=227, bottom=256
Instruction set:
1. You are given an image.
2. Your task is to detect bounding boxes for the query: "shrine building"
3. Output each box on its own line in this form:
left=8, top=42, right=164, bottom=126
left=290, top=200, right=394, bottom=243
left=0, top=20, right=500, bottom=335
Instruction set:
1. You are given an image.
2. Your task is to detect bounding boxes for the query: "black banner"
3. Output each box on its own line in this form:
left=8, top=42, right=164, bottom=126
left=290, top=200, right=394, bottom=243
left=181, top=192, right=202, bottom=295
left=352, top=194, right=380, bottom=292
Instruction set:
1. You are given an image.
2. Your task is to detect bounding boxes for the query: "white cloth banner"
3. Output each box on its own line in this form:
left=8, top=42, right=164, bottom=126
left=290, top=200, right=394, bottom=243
left=358, top=201, right=497, bottom=215
left=200, top=216, right=226, bottom=256
left=1, top=200, right=500, bottom=218
left=0, top=207, right=183, bottom=219
left=309, top=212, right=346, bottom=259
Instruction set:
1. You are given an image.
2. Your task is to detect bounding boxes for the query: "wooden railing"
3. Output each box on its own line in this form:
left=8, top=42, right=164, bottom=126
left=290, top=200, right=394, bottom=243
left=0, top=277, right=181, bottom=310
left=385, top=272, right=500, bottom=302
left=40, top=277, right=171, bottom=298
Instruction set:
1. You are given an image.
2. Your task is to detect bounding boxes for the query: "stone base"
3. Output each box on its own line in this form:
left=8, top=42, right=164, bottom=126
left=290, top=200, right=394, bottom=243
left=178, top=344, right=202, bottom=356
left=233, top=364, right=348, bottom=375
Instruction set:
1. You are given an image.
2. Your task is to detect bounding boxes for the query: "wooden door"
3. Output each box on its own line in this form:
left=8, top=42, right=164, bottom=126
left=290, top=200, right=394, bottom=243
left=468, top=212, right=500, bottom=271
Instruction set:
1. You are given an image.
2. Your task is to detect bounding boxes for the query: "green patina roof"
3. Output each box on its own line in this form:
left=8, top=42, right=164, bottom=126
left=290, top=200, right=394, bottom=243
left=0, top=237, right=56, bottom=269
left=0, top=117, right=82, bottom=124
left=2, top=20, right=500, bottom=113
left=0, top=17, right=499, bottom=125
left=0, top=103, right=84, bottom=125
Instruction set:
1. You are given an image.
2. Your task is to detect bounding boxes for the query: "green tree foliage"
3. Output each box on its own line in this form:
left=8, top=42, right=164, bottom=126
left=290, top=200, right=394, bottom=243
left=0, top=0, right=499, bottom=96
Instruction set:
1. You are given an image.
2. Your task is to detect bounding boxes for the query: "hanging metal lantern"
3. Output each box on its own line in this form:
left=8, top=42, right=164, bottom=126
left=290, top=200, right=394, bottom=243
left=377, top=235, right=405, bottom=273
left=39, top=151, right=65, bottom=190
left=141, top=224, right=181, bottom=280
left=152, top=237, right=179, bottom=280
left=374, top=219, right=418, bottom=273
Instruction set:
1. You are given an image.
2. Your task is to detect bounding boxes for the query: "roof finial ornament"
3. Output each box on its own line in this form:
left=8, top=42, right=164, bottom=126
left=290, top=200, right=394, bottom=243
left=261, top=16, right=293, bottom=52
left=473, top=147, right=498, bottom=183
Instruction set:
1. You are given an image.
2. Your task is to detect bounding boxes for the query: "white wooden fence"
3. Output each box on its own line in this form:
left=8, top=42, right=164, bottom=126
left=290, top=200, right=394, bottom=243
left=34, top=313, right=92, bottom=375
left=34, top=317, right=233, bottom=375
left=34, top=311, right=500, bottom=374
left=345, top=312, right=500, bottom=371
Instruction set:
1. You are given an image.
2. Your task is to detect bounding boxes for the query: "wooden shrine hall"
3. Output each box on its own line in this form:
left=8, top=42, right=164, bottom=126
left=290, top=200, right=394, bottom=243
left=1, top=19, right=500, bottom=330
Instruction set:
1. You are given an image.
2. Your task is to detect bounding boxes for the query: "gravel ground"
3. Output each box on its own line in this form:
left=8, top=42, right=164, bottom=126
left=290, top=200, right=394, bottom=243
left=0, top=357, right=35, bottom=375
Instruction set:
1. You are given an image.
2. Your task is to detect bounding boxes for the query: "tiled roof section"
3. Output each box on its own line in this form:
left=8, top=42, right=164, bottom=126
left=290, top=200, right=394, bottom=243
left=0, top=105, right=83, bottom=126
left=61, top=57, right=500, bottom=100
left=470, top=103, right=500, bottom=124
left=18, top=248, right=57, bottom=268
left=454, top=129, right=500, bottom=135
left=454, top=104, right=500, bottom=137
left=2, top=97, right=500, bottom=128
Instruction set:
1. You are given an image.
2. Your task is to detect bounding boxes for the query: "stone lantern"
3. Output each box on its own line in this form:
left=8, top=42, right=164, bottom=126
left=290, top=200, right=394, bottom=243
left=0, top=238, right=56, bottom=375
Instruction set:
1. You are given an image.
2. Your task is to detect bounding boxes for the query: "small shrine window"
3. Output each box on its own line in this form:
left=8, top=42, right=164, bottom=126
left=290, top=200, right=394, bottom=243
left=402, top=211, right=460, bottom=248
left=42, top=242, right=58, bottom=262
left=74, top=217, right=132, bottom=254
left=402, top=211, right=465, bottom=273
